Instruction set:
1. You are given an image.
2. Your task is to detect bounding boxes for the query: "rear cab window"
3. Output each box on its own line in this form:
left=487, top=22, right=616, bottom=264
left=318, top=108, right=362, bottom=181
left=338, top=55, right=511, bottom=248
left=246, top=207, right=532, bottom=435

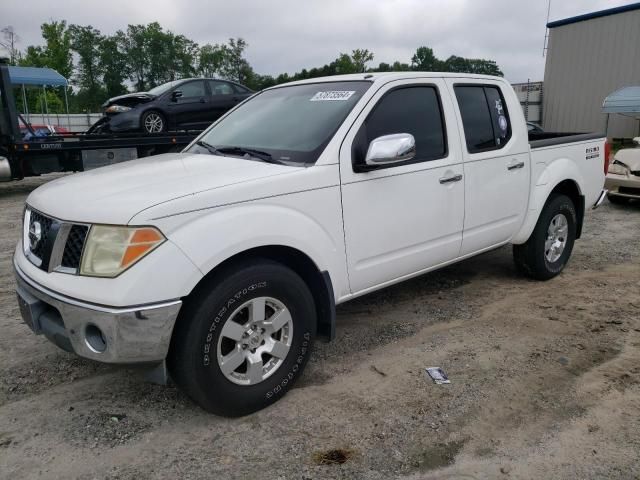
left=454, top=85, right=511, bottom=153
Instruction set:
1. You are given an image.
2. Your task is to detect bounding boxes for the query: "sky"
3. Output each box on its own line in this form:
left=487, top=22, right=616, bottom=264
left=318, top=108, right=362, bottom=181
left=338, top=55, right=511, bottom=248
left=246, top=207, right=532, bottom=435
left=0, top=0, right=633, bottom=84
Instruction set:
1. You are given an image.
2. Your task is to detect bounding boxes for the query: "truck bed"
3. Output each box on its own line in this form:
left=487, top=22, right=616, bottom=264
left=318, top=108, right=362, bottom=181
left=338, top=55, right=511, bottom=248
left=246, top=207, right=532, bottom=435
left=529, top=131, right=604, bottom=149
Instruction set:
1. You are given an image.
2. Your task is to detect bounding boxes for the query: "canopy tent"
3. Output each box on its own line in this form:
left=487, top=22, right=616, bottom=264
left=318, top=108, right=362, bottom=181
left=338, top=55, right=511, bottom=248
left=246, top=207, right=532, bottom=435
left=6, top=66, right=70, bottom=128
left=602, top=86, right=640, bottom=137
left=7, top=66, right=68, bottom=87
left=602, top=86, right=640, bottom=115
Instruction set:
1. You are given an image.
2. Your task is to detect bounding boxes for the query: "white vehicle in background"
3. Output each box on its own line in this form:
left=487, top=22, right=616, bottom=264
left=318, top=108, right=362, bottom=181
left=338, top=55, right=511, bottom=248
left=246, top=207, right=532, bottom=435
left=14, top=72, right=607, bottom=416
left=605, top=137, right=640, bottom=203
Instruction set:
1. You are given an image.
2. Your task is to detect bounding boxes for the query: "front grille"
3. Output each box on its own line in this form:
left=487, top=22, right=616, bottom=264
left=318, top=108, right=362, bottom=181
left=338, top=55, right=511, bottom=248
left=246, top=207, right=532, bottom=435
left=28, top=210, right=53, bottom=260
left=25, top=208, right=89, bottom=274
left=61, top=225, right=88, bottom=269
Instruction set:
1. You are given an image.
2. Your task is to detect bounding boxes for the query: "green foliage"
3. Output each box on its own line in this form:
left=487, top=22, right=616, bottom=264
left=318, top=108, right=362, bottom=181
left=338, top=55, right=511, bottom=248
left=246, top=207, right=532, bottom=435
left=69, top=24, right=106, bottom=111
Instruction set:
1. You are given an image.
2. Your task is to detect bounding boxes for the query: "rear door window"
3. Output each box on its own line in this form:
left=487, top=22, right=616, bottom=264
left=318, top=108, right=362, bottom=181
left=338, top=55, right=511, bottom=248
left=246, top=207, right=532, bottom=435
left=454, top=85, right=511, bottom=153
left=208, top=80, right=234, bottom=96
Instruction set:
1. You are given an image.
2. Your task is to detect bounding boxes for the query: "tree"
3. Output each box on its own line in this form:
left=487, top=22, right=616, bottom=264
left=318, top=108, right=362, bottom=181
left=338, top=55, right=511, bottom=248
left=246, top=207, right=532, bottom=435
left=465, top=58, right=503, bottom=76
left=219, top=38, right=252, bottom=84
left=411, top=46, right=441, bottom=71
left=100, top=34, right=128, bottom=98
left=69, top=24, right=105, bottom=111
left=351, top=49, right=374, bottom=73
left=0, top=26, right=20, bottom=64
left=118, top=24, right=149, bottom=91
left=198, top=43, right=225, bottom=77
left=40, top=21, right=73, bottom=79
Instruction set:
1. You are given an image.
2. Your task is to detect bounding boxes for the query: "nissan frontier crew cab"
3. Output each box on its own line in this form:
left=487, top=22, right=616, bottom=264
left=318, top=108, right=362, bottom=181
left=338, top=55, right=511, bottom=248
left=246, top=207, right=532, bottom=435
left=14, top=73, right=608, bottom=416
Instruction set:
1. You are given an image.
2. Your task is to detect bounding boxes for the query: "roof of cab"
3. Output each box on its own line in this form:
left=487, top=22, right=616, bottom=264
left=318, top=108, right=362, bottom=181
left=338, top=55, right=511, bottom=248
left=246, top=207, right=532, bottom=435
left=275, top=71, right=506, bottom=88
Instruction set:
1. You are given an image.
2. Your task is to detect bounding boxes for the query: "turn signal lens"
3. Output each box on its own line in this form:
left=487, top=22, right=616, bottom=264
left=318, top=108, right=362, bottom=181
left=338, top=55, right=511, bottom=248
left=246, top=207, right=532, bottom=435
left=80, top=226, right=165, bottom=277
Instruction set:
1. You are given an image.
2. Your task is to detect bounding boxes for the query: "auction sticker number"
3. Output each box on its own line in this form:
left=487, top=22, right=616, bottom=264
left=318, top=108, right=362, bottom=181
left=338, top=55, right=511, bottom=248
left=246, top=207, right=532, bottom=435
left=310, top=91, right=355, bottom=101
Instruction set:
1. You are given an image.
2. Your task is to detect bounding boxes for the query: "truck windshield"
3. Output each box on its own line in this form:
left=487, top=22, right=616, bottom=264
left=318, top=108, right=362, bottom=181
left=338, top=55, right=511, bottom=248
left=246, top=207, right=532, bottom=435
left=189, top=81, right=371, bottom=164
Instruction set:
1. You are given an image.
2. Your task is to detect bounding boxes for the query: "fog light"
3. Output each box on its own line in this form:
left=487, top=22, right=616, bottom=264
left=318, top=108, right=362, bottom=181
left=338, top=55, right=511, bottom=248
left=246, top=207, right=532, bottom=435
left=85, top=324, right=107, bottom=353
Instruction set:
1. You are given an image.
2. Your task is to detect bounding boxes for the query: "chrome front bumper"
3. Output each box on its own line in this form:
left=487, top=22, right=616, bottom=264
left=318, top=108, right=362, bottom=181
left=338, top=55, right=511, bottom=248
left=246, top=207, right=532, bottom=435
left=14, top=263, right=182, bottom=364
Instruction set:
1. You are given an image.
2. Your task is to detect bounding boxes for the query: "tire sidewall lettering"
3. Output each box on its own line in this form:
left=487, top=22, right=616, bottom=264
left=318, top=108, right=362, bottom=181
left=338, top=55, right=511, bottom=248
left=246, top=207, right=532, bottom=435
left=202, top=282, right=267, bottom=365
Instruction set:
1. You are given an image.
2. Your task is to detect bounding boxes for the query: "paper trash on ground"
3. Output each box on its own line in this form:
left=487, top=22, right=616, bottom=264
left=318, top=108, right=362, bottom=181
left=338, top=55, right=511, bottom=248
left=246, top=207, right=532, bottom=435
left=425, top=367, right=451, bottom=384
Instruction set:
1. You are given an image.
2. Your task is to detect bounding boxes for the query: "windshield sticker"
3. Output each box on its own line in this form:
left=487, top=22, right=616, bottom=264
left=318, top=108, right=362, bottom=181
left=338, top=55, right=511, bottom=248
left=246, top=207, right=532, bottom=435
left=310, top=91, right=355, bottom=101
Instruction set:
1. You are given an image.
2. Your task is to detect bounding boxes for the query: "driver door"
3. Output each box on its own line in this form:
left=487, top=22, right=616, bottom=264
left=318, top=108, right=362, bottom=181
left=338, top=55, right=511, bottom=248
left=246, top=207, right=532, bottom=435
left=168, top=80, right=211, bottom=129
left=339, top=79, right=465, bottom=294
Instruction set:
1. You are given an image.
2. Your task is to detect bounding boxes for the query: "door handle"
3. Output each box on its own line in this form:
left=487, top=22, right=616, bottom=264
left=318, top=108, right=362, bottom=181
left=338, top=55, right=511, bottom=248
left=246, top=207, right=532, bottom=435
left=439, top=173, right=463, bottom=184
left=507, top=160, right=525, bottom=170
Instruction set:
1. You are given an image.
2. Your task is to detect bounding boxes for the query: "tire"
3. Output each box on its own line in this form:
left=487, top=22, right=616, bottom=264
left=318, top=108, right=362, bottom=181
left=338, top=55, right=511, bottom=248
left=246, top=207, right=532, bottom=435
left=607, top=194, right=629, bottom=205
left=168, top=259, right=316, bottom=416
left=141, top=110, right=166, bottom=133
left=513, top=193, right=577, bottom=281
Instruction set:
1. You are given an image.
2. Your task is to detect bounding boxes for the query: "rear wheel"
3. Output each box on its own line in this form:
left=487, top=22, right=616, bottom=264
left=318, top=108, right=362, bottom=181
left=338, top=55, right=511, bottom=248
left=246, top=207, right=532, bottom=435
left=142, top=110, right=166, bottom=133
left=168, top=260, right=316, bottom=416
left=513, top=193, right=577, bottom=280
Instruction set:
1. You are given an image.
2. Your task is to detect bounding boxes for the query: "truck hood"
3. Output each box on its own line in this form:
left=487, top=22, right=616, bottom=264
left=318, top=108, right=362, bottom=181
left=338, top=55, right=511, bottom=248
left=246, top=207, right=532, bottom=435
left=102, top=92, right=155, bottom=109
left=26, top=153, right=301, bottom=225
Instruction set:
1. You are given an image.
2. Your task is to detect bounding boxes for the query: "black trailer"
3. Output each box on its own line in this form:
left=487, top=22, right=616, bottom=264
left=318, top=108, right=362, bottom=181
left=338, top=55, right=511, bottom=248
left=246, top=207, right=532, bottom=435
left=0, top=58, right=201, bottom=181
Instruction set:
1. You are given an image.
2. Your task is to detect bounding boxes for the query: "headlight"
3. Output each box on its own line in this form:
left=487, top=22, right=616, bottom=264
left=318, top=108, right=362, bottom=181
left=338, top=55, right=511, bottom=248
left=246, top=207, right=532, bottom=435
left=105, top=105, right=132, bottom=113
left=608, top=161, right=628, bottom=175
left=80, top=226, right=165, bottom=277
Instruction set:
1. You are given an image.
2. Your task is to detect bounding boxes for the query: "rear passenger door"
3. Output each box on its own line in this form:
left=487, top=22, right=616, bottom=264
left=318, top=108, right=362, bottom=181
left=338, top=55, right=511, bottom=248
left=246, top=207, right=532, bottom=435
left=339, top=79, right=465, bottom=294
left=446, top=80, right=530, bottom=256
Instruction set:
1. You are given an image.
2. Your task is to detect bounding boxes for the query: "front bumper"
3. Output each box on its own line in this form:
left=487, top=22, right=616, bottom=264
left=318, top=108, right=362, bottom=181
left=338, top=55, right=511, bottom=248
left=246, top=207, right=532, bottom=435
left=103, top=110, right=142, bottom=132
left=605, top=173, right=640, bottom=199
left=14, top=262, right=182, bottom=364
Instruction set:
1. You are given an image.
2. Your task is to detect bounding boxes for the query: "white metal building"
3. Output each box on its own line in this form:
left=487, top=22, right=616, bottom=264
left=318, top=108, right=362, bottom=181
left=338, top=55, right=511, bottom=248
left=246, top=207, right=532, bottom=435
left=543, top=2, right=640, bottom=138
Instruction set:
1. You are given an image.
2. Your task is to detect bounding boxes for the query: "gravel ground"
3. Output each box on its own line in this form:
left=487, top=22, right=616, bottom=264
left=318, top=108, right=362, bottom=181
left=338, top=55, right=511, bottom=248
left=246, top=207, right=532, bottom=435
left=1, top=174, right=639, bottom=479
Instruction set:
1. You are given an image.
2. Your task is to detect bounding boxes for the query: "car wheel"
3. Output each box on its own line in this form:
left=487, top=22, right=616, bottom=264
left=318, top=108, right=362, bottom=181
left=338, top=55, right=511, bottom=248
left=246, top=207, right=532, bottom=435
left=168, top=259, right=316, bottom=416
left=142, top=110, right=166, bottom=133
left=513, top=193, right=577, bottom=281
left=607, top=193, right=629, bottom=205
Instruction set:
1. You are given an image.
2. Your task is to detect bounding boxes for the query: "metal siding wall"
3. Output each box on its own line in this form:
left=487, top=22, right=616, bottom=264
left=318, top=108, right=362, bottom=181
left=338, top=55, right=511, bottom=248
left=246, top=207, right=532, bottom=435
left=543, top=10, right=640, bottom=138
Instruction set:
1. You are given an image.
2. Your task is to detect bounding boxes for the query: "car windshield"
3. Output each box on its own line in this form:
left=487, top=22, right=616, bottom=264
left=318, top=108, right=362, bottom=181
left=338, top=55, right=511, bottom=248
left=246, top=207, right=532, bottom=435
left=188, top=81, right=371, bottom=164
left=148, top=80, right=182, bottom=96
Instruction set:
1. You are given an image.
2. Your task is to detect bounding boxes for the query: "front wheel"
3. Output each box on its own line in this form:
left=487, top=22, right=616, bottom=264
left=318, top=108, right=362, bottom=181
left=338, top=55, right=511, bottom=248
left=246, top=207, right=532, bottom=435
left=141, top=110, right=166, bottom=133
left=168, top=260, right=316, bottom=416
left=513, top=193, right=577, bottom=280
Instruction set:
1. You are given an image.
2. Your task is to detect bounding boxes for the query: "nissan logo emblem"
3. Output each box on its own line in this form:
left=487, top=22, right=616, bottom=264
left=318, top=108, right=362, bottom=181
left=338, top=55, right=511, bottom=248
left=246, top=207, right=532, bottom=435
left=29, top=221, right=42, bottom=250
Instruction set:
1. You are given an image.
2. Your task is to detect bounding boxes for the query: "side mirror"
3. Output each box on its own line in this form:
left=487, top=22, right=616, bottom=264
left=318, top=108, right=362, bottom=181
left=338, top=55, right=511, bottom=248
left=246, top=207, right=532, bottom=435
left=365, top=133, right=416, bottom=166
left=171, top=90, right=183, bottom=102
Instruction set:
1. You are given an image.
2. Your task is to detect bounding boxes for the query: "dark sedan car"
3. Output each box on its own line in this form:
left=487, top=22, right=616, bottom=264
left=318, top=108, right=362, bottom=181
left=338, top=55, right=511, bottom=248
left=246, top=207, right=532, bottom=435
left=89, top=78, right=253, bottom=134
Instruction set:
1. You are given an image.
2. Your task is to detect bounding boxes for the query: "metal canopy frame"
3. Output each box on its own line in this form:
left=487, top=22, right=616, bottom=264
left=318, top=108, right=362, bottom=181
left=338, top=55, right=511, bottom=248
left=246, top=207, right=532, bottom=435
left=7, top=66, right=70, bottom=130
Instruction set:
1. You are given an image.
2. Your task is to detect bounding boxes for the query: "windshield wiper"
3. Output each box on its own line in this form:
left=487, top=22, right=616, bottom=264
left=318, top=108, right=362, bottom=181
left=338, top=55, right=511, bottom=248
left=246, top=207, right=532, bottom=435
left=194, top=140, right=220, bottom=155
left=215, top=146, right=282, bottom=164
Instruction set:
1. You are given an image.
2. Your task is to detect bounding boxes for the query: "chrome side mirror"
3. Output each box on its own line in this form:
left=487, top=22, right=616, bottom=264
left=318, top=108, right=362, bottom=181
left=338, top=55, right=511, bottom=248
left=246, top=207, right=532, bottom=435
left=365, top=133, right=416, bottom=166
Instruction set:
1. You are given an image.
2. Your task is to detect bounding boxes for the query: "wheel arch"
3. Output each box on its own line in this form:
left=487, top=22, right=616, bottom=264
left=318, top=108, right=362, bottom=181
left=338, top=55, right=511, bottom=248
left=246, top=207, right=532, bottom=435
left=513, top=158, right=586, bottom=244
left=181, top=245, right=336, bottom=341
left=549, top=179, right=584, bottom=238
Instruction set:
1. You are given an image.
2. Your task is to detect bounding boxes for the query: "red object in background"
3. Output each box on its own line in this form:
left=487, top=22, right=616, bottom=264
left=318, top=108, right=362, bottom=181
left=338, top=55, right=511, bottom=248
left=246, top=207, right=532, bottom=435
left=604, top=141, right=612, bottom=174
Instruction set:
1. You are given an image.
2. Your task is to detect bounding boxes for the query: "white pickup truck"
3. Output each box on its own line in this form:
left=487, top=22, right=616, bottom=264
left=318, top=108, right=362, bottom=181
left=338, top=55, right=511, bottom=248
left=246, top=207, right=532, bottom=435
left=14, top=72, right=608, bottom=416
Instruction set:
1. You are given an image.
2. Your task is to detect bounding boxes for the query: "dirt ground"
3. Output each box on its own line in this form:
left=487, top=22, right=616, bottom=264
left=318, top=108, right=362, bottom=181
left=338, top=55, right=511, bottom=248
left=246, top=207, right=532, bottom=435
left=1, top=174, right=639, bottom=480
